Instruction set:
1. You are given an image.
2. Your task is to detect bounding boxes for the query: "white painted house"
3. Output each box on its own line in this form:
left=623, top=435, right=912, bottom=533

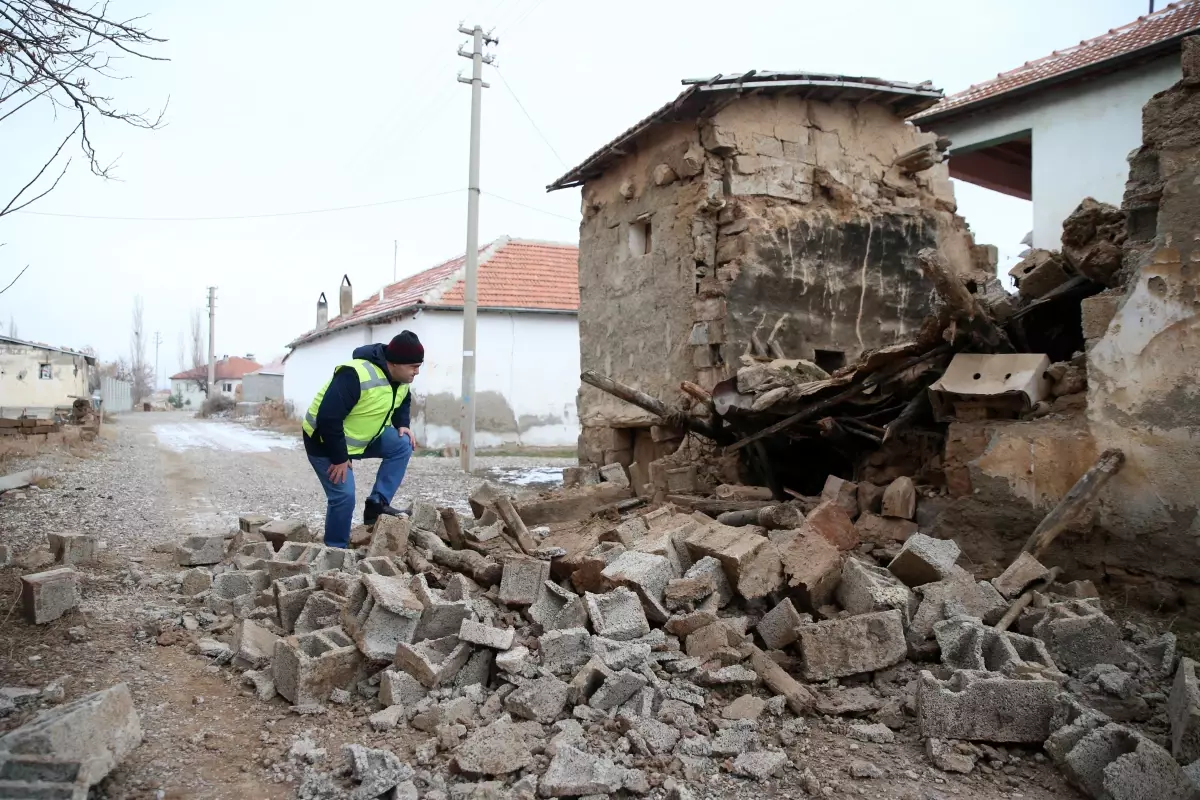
left=911, top=0, right=1200, bottom=249
left=0, top=335, right=94, bottom=414
left=170, top=356, right=261, bottom=408
left=283, top=237, right=581, bottom=450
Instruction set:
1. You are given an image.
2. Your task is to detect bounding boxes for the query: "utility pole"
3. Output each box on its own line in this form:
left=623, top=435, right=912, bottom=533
left=153, top=331, right=162, bottom=390
left=456, top=23, right=497, bottom=474
left=206, top=287, right=217, bottom=394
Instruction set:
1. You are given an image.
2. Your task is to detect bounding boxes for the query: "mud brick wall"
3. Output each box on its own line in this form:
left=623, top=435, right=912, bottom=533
left=576, top=93, right=989, bottom=465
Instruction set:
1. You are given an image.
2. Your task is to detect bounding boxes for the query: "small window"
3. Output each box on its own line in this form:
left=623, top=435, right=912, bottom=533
left=224, top=383, right=233, bottom=392
left=628, top=220, right=651, bottom=257
left=38, top=364, right=52, bottom=380
left=814, top=349, right=846, bottom=374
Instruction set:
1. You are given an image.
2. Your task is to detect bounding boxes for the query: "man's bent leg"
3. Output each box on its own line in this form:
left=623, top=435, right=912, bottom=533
left=307, top=453, right=356, bottom=548
left=361, top=427, right=413, bottom=507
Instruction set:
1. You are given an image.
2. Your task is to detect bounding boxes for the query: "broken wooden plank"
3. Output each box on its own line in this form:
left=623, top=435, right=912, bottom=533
left=917, top=248, right=1013, bottom=352
left=882, top=389, right=929, bottom=444
left=412, top=528, right=503, bottom=586
left=1021, top=449, right=1124, bottom=558
left=581, top=370, right=722, bottom=440
left=995, top=566, right=1063, bottom=632
left=665, top=495, right=774, bottom=515
left=680, top=381, right=717, bottom=414
left=438, top=507, right=466, bottom=550
left=494, top=495, right=538, bottom=555
left=727, top=344, right=952, bottom=453
left=515, top=484, right=632, bottom=526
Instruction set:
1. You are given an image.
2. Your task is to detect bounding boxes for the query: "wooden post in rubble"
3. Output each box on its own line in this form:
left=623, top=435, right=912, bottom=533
left=581, top=370, right=723, bottom=441
left=1020, top=449, right=1125, bottom=558
left=916, top=248, right=1013, bottom=352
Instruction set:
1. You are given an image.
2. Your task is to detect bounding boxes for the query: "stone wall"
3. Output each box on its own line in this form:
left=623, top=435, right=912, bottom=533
left=576, top=92, right=987, bottom=465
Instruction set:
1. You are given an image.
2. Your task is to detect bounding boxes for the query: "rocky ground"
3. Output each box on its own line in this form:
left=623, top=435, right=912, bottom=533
left=0, top=412, right=1187, bottom=799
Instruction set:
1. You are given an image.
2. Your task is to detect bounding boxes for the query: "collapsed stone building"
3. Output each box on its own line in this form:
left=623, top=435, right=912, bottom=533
left=547, top=71, right=996, bottom=476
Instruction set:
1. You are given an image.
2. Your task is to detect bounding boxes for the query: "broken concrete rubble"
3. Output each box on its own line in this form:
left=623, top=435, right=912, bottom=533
left=20, top=567, right=79, bottom=624
left=888, top=533, right=960, bottom=587
left=797, top=610, right=907, bottom=680
left=917, top=669, right=1057, bottom=743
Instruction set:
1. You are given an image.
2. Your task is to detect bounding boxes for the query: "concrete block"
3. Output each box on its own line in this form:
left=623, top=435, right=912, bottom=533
left=777, top=531, right=841, bottom=611
left=410, top=499, right=441, bottom=533
left=504, top=675, right=569, bottom=723
left=1032, top=599, right=1133, bottom=674
left=602, top=551, right=672, bottom=623
left=347, top=575, right=423, bottom=661
left=800, top=500, right=859, bottom=551
left=274, top=574, right=317, bottom=634
left=585, top=587, right=650, bottom=641
left=180, top=568, right=213, bottom=597
left=797, top=610, right=907, bottom=680
left=311, top=546, right=357, bottom=574
left=633, top=531, right=690, bottom=579
left=528, top=581, right=587, bottom=631
left=453, top=724, right=534, bottom=777
left=1045, top=694, right=1112, bottom=766
left=589, top=669, right=648, bottom=711
left=239, top=513, right=269, bottom=534
left=175, top=534, right=227, bottom=566
left=911, top=574, right=1007, bottom=638
left=498, top=557, right=550, bottom=607
left=684, top=556, right=733, bottom=607
left=854, top=512, right=917, bottom=544
left=820, top=475, right=859, bottom=519
left=733, top=539, right=784, bottom=601
left=48, top=533, right=97, bottom=566
left=888, top=533, right=960, bottom=587
left=455, top=648, right=494, bottom=689
left=20, top=567, right=79, bottom=624
left=756, top=598, right=805, bottom=650
left=357, top=555, right=402, bottom=576
left=732, top=750, right=788, bottom=781
left=1010, top=249, right=1071, bottom=300
left=664, top=575, right=715, bottom=611
left=293, top=590, right=347, bottom=635
left=0, top=684, right=142, bottom=786
left=540, top=628, right=592, bottom=672
left=837, top=558, right=916, bottom=620
left=267, top=542, right=322, bottom=579
left=1171, top=657, right=1200, bottom=763
left=539, top=744, right=631, bottom=797
left=682, top=521, right=768, bottom=583
left=916, top=669, right=1057, bottom=742
left=395, top=635, right=473, bottom=688
left=604, top=516, right=648, bottom=548
left=260, top=518, right=313, bottom=548
left=686, top=620, right=745, bottom=660
left=1059, top=721, right=1196, bottom=800
left=231, top=619, right=280, bottom=670
left=881, top=477, right=917, bottom=520
left=991, top=552, right=1051, bottom=599
left=207, top=569, right=271, bottom=617
left=458, top=619, right=514, bottom=650
left=272, top=626, right=361, bottom=705
left=379, top=669, right=428, bottom=708
left=599, top=463, right=630, bottom=488
left=933, top=617, right=1060, bottom=676
left=367, top=514, right=410, bottom=559
left=410, top=574, right=472, bottom=642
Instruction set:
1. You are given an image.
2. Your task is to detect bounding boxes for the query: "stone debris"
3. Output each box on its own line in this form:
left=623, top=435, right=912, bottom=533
left=48, top=532, right=97, bottom=565
left=880, top=476, right=917, bottom=520
left=1170, top=656, right=1200, bottom=764
left=1032, top=598, right=1133, bottom=674
left=887, top=533, right=961, bottom=587
left=917, top=669, right=1058, bottom=742
left=991, top=551, right=1051, bottom=599
left=732, top=749, right=788, bottom=781
left=796, top=609, right=907, bottom=680
left=20, top=567, right=79, bottom=624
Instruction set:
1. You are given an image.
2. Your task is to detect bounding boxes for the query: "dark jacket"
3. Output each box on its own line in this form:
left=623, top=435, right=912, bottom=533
left=302, top=343, right=412, bottom=464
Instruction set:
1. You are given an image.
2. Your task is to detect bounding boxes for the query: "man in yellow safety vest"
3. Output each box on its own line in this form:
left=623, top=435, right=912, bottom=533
left=301, top=331, right=423, bottom=548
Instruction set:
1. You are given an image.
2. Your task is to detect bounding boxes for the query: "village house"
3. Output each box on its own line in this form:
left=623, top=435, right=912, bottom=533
left=547, top=70, right=995, bottom=472
left=241, top=357, right=285, bottom=404
left=911, top=0, right=1200, bottom=249
left=283, top=236, right=581, bottom=450
left=0, top=335, right=95, bottom=414
left=170, top=355, right=261, bottom=408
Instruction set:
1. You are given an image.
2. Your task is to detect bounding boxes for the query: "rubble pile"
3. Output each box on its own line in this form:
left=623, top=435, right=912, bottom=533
left=139, top=472, right=1196, bottom=799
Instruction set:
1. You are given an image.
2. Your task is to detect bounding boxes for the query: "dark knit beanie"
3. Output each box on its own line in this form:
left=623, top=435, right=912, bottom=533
left=385, top=331, right=424, bottom=364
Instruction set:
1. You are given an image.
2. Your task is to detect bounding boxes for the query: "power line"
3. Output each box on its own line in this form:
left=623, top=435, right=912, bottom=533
left=16, top=189, right=465, bottom=222
left=494, top=66, right=566, bottom=168
left=504, top=0, right=546, bottom=32
left=483, top=191, right=577, bottom=222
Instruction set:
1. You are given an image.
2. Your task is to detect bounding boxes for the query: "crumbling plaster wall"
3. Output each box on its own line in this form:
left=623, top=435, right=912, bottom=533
left=0, top=343, right=90, bottom=411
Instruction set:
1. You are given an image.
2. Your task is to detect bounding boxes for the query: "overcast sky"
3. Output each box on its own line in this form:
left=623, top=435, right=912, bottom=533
left=0, top=0, right=1152, bottom=385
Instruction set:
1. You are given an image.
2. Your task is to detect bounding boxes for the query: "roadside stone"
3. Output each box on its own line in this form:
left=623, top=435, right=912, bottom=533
left=888, top=534, right=961, bottom=587
left=20, top=567, right=79, bottom=624
left=733, top=750, right=788, bottom=781
left=797, top=609, right=907, bottom=680
left=881, top=476, right=916, bottom=519
left=991, top=552, right=1051, bottom=599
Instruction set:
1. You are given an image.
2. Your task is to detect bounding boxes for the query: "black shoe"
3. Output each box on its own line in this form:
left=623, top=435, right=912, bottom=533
left=364, top=500, right=406, bottom=527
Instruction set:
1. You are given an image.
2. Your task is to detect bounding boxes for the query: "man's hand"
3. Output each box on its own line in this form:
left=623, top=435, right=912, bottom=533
left=327, top=461, right=351, bottom=484
left=398, top=427, right=416, bottom=448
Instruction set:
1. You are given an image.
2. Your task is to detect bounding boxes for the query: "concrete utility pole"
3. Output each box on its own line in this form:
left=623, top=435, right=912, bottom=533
left=456, top=23, right=497, bottom=474
left=206, top=287, right=217, bottom=393
left=153, top=331, right=162, bottom=390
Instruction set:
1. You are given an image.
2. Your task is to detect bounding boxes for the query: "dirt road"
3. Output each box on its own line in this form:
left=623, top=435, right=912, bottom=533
left=0, top=412, right=572, bottom=798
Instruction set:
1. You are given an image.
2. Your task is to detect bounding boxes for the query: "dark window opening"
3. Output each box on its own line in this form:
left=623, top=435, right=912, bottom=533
left=814, top=349, right=846, bottom=374
left=38, top=364, right=52, bottom=380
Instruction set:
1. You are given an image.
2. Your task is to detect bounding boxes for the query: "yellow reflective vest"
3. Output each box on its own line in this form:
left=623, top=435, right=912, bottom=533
left=302, top=358, right=409, bottom=455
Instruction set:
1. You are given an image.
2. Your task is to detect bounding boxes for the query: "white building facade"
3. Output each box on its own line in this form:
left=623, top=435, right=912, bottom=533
left=283, top=238, right=582, bottom=450
left=912, top=2, right=1197, bottom=249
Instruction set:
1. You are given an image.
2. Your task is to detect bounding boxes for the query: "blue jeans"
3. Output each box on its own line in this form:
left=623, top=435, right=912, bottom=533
left=307, top=426, right=412, bottom=548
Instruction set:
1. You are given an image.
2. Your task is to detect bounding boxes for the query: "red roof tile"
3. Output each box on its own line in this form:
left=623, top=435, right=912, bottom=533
left=171, top=356, right=261, bottom=382
left=289, top=237, right=579, bottom=348
left=913, top=1, right=1200, bottom=123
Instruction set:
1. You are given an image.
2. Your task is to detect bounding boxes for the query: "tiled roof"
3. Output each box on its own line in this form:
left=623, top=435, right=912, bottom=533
left=913, top=0, right=1200, bottom=123
left=288, top=237, right=579, bottom=348
left=171, top=356, right=261, bottom=381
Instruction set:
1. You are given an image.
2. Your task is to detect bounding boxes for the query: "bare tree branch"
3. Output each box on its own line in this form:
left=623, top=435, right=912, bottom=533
left=0, top=263, right=28, bottom=294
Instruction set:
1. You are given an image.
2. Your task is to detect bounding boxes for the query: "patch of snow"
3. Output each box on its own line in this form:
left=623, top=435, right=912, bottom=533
left=481, top=466, right=564, bottom=487
left=152, top=422, right=299, bottom=453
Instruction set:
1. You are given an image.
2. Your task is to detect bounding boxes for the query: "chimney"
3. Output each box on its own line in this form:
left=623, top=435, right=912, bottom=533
left=316, top=292, right=328, bottom=331
left=340, top=275, right=353, bottom=317
left=245, top=353, right=255, bottom=361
